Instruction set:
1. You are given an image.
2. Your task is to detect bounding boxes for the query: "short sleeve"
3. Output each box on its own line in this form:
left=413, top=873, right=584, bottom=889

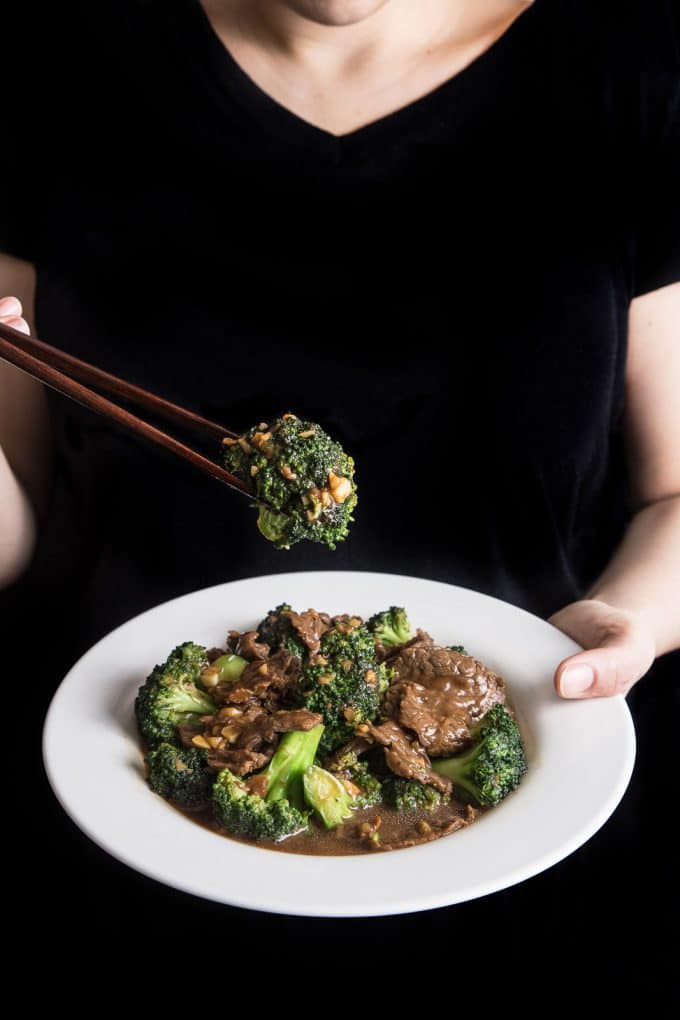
left=631, top=68, right=680, bottom=297
left=628, top=0, right=680, bottom=296
left=0, top=10, right=51, bottom=266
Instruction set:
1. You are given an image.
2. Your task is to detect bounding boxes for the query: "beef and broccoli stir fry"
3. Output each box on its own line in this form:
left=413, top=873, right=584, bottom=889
left=222, top=414, right=357, bottom=550
left=135, top=605, right=527, bottom=854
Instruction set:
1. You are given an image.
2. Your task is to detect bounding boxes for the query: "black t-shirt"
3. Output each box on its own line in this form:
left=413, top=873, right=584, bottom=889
left=3, top=0, right=680, bottom=662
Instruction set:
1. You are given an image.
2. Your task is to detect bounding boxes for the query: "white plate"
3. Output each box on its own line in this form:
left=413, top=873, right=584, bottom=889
left=43, top=571, right=635, bottom=916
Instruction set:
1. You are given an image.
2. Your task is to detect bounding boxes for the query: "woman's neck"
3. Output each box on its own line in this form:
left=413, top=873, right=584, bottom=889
left=204, top=0, right=527, bottom=75
left=199, top=0, right=534, bottom=134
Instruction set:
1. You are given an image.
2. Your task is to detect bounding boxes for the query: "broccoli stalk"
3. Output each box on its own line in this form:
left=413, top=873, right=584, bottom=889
left=263, top=726, right=324, bottom=809
left=303, top=765, right=356, bottom=828
left=432, top=706, right=527, bottom=807
left=200, top=653, right=248, bottom=692
left=146, top=743, right=212, bottom=810
left=212, top=724, right=324, bottom=841
left=135, top=642, right=216, bottom=749
left=367, top=606, right=412, bottom=648
left=212, top=654, right=248, bottom=681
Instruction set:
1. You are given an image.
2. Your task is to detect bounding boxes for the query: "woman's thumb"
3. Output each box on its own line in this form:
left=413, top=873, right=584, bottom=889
left=550, top=601, right=655, bottom=699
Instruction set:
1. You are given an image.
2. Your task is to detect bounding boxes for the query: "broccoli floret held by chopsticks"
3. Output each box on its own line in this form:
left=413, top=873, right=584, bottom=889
left=222, top=414, right=357, bottom=550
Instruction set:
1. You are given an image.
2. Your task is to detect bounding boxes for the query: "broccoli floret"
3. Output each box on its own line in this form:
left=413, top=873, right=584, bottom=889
left=367, top=606, right=412, bottom=648
left=328, top=751, right=383, bottom=808
left=222, top=414, right=357, bottom=550
left=255, top=603, right=306, bottom=659
left=449, top=645, right=468, bottom=655
left=432, top=706, right=527, bottom=807
left=295, top=622, right=390, bottom=756
left=135, top=642, right=215, bottom=749
left=303, top=765, right=356, bottom=828
left=212, top=725, right=323, bottom=841
left=146, top=743, right=212, bottom=810
left=213, top=770, right=309, bottom=842
left=382, top=777, right=448, bottom=812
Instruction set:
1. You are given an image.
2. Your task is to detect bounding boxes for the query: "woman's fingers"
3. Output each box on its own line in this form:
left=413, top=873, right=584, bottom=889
left=0, top=295, right=30, bottom=335
left=0, top=295, right=23, bottom=317
left=1, top=315, right=30, bottom=335
left=549, top=599, right=656, bottom=698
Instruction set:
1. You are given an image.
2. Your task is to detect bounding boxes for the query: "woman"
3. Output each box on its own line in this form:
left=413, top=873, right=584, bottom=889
left=1, top=0, right=678, bottom=967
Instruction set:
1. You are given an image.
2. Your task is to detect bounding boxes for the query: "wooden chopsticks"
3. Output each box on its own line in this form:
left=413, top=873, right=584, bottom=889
left=0, top=320, right=253, bottom=497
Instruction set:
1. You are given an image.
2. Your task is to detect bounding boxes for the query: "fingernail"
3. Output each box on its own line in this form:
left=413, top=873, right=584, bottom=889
left=560, top=664, right=595, bottom=698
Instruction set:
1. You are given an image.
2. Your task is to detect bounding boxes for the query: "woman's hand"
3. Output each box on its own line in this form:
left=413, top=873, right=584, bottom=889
left=548, top=599, right=656, bottom=699
left=0, top=292, right=41, bottom=587
left=0, top=294, right=30, bottom=336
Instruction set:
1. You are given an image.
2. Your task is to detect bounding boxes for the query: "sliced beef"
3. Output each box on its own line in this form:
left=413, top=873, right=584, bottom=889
left=378, top=628, right=434, bottom=663
left=177, top=721, right=207, bottom=747
left=234, top=630, right=270, bottom=661
left=197, top=702, right=321, bottom=773
left=206, top=704, right=321, bottom=749
left=384, top=645, right=505, bottom=756
left=189, top=642, right=319, bottom=775
left=206, top=646, right=226, bottom=663
left=325, top=735, right=373, bottom=769
left=364, top=721, right=451, bottom=795
left=286, top=609, right=330, bottom=655
left=212, top=648, right=301, bottom=709
left=207, top=748, right=271, bottom=775
left=270, top=708, right=322, bottom=732
left=229, top=707, right=322, bottom=750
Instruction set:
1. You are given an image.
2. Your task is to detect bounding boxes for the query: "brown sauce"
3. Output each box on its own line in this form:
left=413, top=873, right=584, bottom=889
left=178, top=797, right=482, bottom=855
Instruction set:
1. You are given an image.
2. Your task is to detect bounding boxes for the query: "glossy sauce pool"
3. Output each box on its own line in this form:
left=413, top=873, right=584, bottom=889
left=178, top=797, right=482, bottom=854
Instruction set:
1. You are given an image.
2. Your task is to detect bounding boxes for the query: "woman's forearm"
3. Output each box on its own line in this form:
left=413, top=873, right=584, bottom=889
left=0, top=445, right=36, bottom=586
left=0, top=284, right=50, bottom=588
left=587, top=494, right=680, bottom=657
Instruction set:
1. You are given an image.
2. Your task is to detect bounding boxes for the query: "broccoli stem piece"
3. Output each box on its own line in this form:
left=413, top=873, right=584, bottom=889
left=212, top=654, right=248, bottom=682
left=257, top=508, right=290, bottom=545
left=264, top=725, right=324, bottom=809
left=303, top=765, right=356, bottom=828
left=432, top=706, right=527, bottom=807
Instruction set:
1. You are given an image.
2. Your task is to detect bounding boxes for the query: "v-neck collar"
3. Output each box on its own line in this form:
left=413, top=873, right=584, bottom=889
left=180, top=0, right=545, bottom=155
